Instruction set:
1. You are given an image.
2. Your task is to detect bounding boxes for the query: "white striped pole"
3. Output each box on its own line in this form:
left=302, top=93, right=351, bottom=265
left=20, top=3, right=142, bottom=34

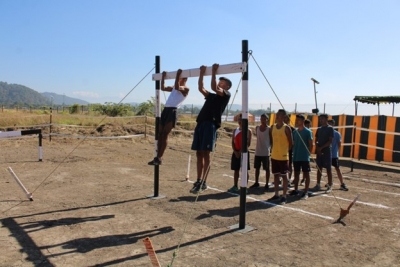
left=7, top=167, right=33, bottom=201
left=239, top=40, right=249, bottom=230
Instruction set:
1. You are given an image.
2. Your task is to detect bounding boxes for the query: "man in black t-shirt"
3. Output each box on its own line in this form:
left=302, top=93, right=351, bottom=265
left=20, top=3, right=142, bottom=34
left=190, top=64, right=231, bottom=194
left=311, top=113, right=334, bottom=193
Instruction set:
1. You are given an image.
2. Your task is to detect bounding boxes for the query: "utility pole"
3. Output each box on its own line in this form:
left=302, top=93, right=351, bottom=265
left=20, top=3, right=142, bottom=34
left=311, top=78, right=320, bottom=114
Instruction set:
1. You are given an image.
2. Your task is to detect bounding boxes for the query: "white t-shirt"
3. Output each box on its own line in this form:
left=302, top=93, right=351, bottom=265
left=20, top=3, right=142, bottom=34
left=255, top=126, right=271, bottom=156
left=164, top=88, right=187, bottom=108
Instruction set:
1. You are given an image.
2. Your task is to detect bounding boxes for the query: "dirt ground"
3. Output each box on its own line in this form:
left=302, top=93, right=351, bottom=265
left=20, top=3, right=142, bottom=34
left=1, top=126, right=400, bottom=267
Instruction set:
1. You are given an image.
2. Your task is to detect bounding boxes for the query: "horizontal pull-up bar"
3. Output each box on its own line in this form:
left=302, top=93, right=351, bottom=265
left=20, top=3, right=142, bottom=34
left=152, top=62, right=246, bottom=81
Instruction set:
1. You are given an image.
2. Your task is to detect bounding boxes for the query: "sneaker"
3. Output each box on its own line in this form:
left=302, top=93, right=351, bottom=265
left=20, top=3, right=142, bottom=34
left=289, top=190, right=299, bottom=196
left=199, top=182, right=207, bottom=193
left=300, top=178, right=305, bottom=186
left=228, top=186, right=240, bottom=194
left=189, top=180, right=201, bottom=194
left=280, top=196, right=287, bottom=205
left=249, top=182, right=260, bottom=188
left=325, top=183, right=329, bottom=188
left=325, top=185, right=332, bottom=194
left=148, top=157, right=162, bottom=166
left=267, top=195, right=280, bottom=202
left=300, top=192, right=309, bottom=200
left=340, top=183, right=349, bottom=191
left=311, top=184, right=321, bottom=192
left=264, top=184, right=270, bottom=191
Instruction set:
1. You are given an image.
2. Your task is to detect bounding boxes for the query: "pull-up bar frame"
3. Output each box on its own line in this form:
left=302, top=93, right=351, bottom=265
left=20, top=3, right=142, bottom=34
left=152, top=63, right=247, bottom=81
left=150, top=40, right=252, bottom=232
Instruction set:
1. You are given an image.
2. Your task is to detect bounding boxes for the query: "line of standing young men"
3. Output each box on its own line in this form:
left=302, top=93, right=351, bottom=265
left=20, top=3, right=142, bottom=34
left=149, top=65, right=348, bottom=200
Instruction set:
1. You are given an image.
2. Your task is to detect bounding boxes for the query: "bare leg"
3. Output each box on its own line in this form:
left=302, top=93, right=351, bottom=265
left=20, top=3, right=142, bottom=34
left=255, top=168, right=260, bottom=183
left=282, top=173, right=288, bottom=197
left=294, top=171, right=300, bottom=191
left=234, top=170, right=239, bottom=187
left=316, top=167, right=322, bottom=185
left=327, top=169, right=333, bottom=187
left=304, top=172, right=310, bottom=192
left=273, top=174, right=280, bottom=196
left=201, top=151, right=211, bottom=182
left=266, top=170, right=270, bottom=184
left=335, top=167, right=344, bottom=184
left=196, top=151, right=204, bottom=180
left=157, top=122, right=174, bottom=159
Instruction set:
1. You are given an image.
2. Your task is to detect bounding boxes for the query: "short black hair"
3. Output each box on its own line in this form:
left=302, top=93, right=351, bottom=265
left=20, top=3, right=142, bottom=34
left=328, top=119, right=335, bottom=124
left=305, top=119, right=311, bottom=124
left=260, top=113, right=269, bottom=119
left=277, top=109, right=287, bottom=115
left=219, top=77, right=232, bottom=88
left=296, top=114, right=305, bottom=120
left=319, top=113, right=328, bottom=119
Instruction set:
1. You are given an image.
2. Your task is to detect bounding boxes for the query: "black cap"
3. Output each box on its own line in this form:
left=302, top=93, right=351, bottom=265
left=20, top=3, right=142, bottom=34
left=219, top=77, right=232, bottom=88
left=296, top=114, right=305, bottom=120
left=319, top=113, right=328, bottom=118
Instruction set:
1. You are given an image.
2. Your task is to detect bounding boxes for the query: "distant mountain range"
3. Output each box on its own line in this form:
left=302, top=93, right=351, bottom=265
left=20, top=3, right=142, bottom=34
left=0, top=81, right=89, bottom=107
left=41, top=92, right=89, bottom=105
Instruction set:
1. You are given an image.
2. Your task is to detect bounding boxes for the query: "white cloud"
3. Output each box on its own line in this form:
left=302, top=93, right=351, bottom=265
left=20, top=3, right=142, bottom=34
left=72, top=91, right=100, bottom=98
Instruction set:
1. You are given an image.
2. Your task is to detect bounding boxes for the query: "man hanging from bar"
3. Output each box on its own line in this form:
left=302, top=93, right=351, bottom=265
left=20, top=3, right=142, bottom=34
left=148, top=69, right=189, bottom=165
left=190, top=64, right=232, bottom=193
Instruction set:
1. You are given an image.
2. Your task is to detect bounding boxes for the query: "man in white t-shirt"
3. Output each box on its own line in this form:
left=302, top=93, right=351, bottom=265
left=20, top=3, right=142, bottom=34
left=148, top=69, right=189, bottom=165
left=249, top=113, right=271, bottom=191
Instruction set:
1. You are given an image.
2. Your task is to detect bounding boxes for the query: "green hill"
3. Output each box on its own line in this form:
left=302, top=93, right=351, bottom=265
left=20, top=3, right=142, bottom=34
left=0, top=81, right=50, bottom=107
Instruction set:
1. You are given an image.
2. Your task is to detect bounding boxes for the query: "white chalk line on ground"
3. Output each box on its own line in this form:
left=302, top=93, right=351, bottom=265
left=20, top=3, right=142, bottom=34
left=321, top=195, right=391, bottom=209
left=222, top=174, right=393, bottom=209
left=187, top=180, right=334, bottom=221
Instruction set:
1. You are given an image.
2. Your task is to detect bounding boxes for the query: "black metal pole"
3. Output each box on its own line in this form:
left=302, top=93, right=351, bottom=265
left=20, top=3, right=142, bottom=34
left=38, top=132, right=43, bottom=162
left=154, top=56, right=160, bottom=197
left=49, top=107, right=52, bottom=142
left=239, top=40, right=249, bottom=230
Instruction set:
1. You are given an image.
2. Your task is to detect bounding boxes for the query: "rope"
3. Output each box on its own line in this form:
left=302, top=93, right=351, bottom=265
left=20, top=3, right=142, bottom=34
left=1, top=66, right=155, bottom=216
left=249, top=52, right=343, bottom=209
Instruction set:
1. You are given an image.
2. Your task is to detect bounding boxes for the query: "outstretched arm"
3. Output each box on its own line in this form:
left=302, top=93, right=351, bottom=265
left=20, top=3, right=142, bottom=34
left=161, top=71, right=173, bottom=92
left=198, top=65, right=209, bottom=98
left=211, top=63, right=225, bottom=97
left=174, top=69, right=182, bottom=91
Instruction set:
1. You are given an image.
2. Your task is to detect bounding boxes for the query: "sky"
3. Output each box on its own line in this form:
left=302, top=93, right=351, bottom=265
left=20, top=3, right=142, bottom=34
left=0, top=0, right=399, bottom=116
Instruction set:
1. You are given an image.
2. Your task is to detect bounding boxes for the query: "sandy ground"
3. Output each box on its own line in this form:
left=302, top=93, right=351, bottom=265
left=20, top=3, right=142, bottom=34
left=1, top=127, right=400, bottom=267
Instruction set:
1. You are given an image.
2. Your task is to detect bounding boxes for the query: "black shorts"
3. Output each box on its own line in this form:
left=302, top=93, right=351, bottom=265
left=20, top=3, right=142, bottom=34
left=293, top=161, right=311, bottom=173
left=316, top=151, right=332, bottom=171
left=160, top=107, right=177, bottom=127
left=231, top=152, right=251, bottom=171
left=254, top=155, right=270, bottom=171
left=191, top=121, right=217, bottom=151
left=332, top=158, right=339, bottom=168
left=271, top=159, right=289, bottom=175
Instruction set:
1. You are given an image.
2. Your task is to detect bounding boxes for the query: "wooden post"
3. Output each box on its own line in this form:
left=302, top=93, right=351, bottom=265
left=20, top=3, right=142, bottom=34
left=144, top=116, right=147, bottom=138
left=350, top=122, right=356, bottom=172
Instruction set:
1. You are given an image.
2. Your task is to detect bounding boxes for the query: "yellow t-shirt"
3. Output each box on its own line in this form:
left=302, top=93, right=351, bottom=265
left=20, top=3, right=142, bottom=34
left=271, top=123, right=289, bottom=160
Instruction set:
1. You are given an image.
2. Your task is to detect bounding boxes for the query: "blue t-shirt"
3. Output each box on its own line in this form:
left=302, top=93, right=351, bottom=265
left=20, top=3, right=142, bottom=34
left=293, top=128, right=313, bottom=162
left=331, top=130, right=341, bottom=158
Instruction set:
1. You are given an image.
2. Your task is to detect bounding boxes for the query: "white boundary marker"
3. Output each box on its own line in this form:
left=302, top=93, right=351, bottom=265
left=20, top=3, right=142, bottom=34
left=152, top=62, right=247, bottom=80
left=7, top=167, right=33, bottom=201
left=187, top=180, right=334, bottom=221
